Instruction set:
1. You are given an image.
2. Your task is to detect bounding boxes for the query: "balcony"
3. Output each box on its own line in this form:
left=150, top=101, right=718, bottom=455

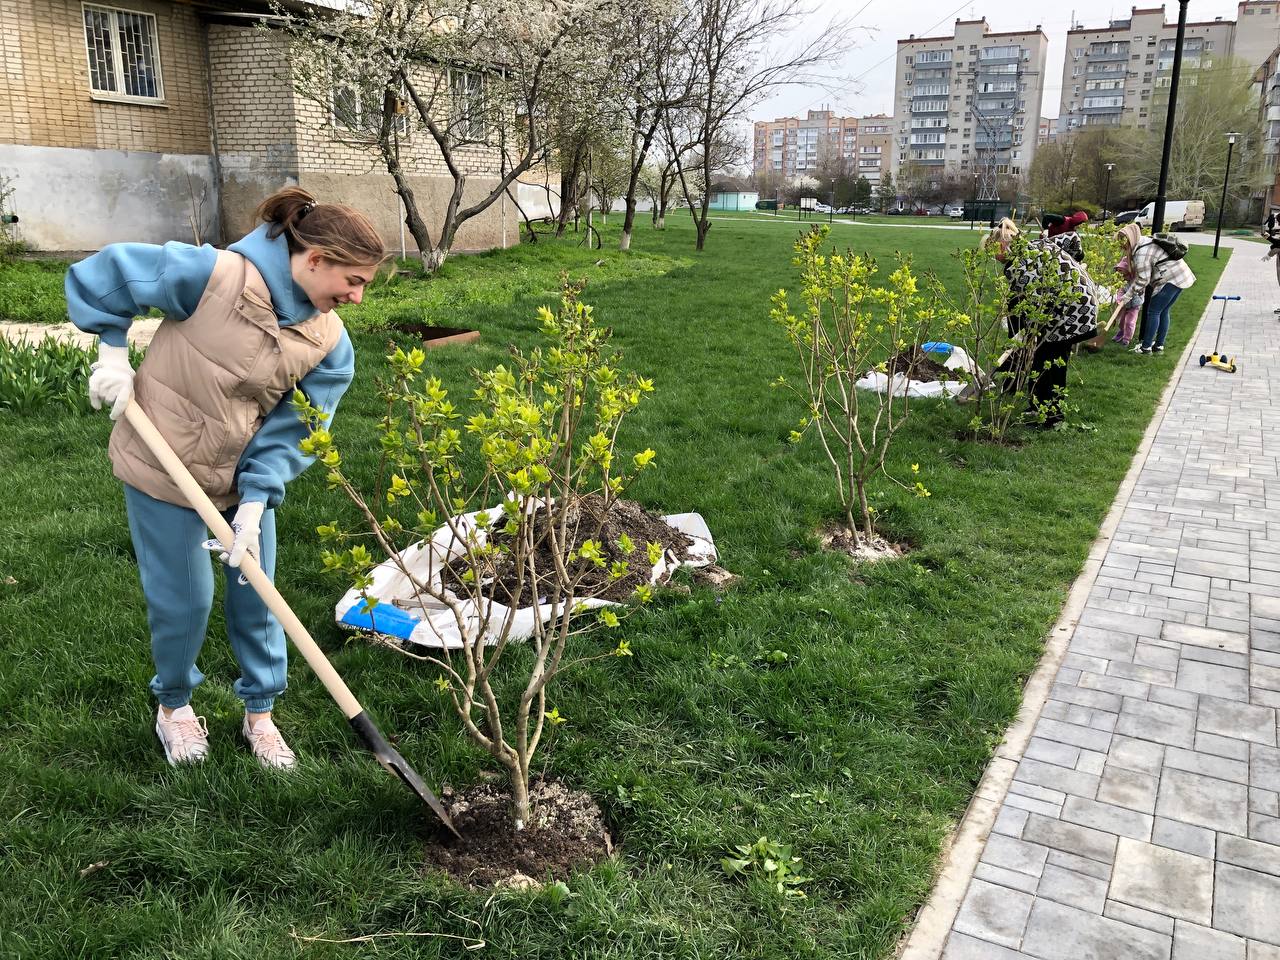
left=1087, top=49, right=1130, bottom=62
left=1266, top=104, right=1280, bottom=122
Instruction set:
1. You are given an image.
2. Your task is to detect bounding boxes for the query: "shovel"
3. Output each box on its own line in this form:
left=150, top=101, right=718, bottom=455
left=122, top=400, right=459, bottom=837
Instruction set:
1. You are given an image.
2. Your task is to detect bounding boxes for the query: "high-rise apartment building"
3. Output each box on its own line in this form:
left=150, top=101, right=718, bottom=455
left=1057, top=7, right=1236, bottom=134
left=752, top=109, right=859, bottom=180
left=1234, top=1, right=1280, bottom=78
left=892, top=19, right=1049, bottom=194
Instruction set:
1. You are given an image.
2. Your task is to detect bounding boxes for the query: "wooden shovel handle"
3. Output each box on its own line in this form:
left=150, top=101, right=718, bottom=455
left=123, top=400, right=363, bottom=718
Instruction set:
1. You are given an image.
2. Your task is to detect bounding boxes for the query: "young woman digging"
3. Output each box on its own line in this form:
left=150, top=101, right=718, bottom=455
left=66, top=187, right=386, bottom=769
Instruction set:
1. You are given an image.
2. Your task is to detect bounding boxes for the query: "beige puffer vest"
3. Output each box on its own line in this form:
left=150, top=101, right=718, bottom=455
left=110, top=250, right=343, bottom=510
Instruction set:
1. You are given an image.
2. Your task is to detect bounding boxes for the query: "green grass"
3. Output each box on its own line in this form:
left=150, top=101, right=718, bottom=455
left=0, top=257, right=72, bottom=324
left=0, top=220, right=1227, bottom=959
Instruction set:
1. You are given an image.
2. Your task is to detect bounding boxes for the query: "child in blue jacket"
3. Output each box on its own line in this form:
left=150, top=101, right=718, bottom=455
left=66, top=187, right=385, bottom=768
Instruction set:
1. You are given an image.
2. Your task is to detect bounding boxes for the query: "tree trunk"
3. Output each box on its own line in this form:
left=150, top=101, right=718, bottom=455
left=620, top=228, right=632, bottom=251
left=510, top=766, right=531, bottom=831
left=382, top=145, right=438, bottom=269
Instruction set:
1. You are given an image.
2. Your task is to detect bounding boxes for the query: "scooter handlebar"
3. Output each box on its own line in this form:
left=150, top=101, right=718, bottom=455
left=1212, top=295, right=1242, bottom=301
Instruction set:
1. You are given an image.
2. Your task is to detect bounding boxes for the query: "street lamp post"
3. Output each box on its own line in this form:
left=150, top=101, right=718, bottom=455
left=1153, top=0, right=1190, bottom=232
left=970, top=173, right=978, bottom=231
left=1068, top=176, right=1078, bottom=210
left=1213, top=133, right=1240, bottom=259
left=1102, top=163, right=1115, bottom=220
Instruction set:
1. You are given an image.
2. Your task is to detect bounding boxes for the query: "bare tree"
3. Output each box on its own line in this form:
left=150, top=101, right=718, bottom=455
left=281, top=0, right=620, bottom=272
left=668, top=0, right=851, bottom=250
left=613, top=1, right=696, bottom=250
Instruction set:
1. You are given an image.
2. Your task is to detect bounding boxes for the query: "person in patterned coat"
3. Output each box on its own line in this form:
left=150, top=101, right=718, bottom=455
left=982, top=218, right=1100, bottom=427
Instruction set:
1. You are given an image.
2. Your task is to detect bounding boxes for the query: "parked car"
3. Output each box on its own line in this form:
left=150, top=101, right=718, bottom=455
left=946, top=205, right=965, bottom=219
left=1114, top=200, right=1205, bottom=231
left=813, top=201, right=833, bottom=214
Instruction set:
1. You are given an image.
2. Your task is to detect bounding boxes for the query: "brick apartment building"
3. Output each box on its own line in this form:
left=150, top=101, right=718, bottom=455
left=0, top=0, right=511, bottom=252
left=751, top=110, right=891, bottom=187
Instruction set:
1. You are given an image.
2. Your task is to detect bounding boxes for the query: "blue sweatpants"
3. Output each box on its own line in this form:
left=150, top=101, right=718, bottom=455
left=123, top=484, right=286, bottom=712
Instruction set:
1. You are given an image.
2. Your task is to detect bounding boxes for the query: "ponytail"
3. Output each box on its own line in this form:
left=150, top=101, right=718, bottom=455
left=254, top=186, right=386, bottom=267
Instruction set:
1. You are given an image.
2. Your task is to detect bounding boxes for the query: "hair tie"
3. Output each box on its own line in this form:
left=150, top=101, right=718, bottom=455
left=301, top=201, right=317, bottom=216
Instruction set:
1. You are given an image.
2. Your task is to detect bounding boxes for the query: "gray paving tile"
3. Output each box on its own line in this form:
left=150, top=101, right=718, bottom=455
left=1214, top=863, right=1280, bottom=942
left=973, top=861, right=1040, bottom=894
left=1156, top=768, right=1249, bottom=834
left=1014, top=758, right=1100, bottom=799
left=941, top=932, right=1030, bottom=960
left=1172, top=920, right=1246, bottom=960
left=1045, top=849, right=1113, bottom=881
left=1107, top=836, right=1214, bottom=925
left=953, top=878, right=1034, bottom=949
left=1107, top=736, right=1166, bottom=776
left=1102, top=899, right=1176, bottom=935
left=1178, top=659, right=1250, bottom=700
left=1097, top=765, right=1159, bottom=814
left=1217, top=834, right=1280, bottom=879
left=1199, top=696, right=1278, bottom=746
left=1162, top=621, right=1250, bottom=654
left=1062, top=796, right=1153, bottom=842
left=980, top=833, right=1049, bottom=878
left=1152, top=817, right=1217, bottom=858
left=1037, top=863, right=1108, bottom=913
left=1116, top=697, right=1197, bottom=748
left=1020, top=898, right=1170, bottom=960
left=1163, top=745, right=1250, bottom=784
left=1022, top=814, right=1118, bottom=864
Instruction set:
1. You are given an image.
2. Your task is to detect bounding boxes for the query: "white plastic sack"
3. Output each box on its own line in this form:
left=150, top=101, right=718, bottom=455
left=333, top=502, right=717, bottom=650
left=854, top=345, right=976, bottom=399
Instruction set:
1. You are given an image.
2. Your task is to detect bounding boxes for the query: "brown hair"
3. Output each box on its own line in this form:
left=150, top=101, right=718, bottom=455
left=254, top=186, right=386, bottom=267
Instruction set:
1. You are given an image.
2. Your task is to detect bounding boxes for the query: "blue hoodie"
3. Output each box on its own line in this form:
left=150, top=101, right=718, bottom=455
left=65, top=225, right=356, bottom=508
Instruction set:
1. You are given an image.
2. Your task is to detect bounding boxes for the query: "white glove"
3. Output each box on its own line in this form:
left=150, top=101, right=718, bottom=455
left=88, top=343, right=134, bottom=420
left=225, top=500, right=265, bottom=569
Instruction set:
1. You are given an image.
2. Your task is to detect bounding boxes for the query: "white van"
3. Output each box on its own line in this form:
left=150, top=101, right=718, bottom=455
left=1121, top=200, right=1205, bottom=231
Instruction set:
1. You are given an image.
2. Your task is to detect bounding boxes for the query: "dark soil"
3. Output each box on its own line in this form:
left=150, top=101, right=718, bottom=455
left=879, top=345, right=958, bottom=383
left=443, top=494, right=694, bottom=606
left=422, top=777, right=615, bottom=888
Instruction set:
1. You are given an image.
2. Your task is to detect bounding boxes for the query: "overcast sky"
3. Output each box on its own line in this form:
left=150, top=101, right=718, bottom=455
left=752, top=0, right=1247, bottom=123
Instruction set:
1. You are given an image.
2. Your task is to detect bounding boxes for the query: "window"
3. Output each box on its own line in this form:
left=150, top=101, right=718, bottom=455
left=82, top=4, right=163, bottom=100
left=332, top=85, right=409, bottom=138
left=450, top=69, right=487, bottom=140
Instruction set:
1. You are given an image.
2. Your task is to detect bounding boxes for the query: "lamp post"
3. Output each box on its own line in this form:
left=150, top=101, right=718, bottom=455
left=1102, top=163, right=1115, bottom=220
left=970, top=173, right=978, bottom=230
left=1213, top=133, right=1240, bottom=259
left=1153, top=0, right=1190, bottom=232
left=1068, top=176, right=1078, bottom=210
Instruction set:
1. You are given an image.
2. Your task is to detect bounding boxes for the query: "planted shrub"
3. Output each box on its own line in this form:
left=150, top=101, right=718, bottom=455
left=296, top=277, right=661, bottom=830
left=770, top=225, right=952, bottom=548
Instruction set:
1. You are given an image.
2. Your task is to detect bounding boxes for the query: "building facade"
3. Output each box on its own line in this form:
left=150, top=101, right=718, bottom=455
left=0, top=0, right=512, bottom=252
left=855, top=115, right=892, bottom=187
left=1235, top=1, right=1280, bottom=78
left=1255, top=43, right=1280, bottom=215
left=1057, top=7, right=1236, bottom=135
left=752, top=109, right=859, bottom=181
left=892, top=19, right=1049, bottom=186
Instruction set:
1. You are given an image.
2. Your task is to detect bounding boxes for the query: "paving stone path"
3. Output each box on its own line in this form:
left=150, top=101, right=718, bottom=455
left=932, top=235, right=1280, bottom=959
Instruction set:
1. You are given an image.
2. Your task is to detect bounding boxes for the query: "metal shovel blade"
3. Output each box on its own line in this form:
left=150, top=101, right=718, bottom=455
left=348, top=711, right=460, bottom=838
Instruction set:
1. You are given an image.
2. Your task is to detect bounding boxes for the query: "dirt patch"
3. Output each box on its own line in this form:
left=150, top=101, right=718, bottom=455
left=422, top=777, right=615, bottom=888
left=821, top=524, right=909, bottom=562
left=443, top=494, right=695, bottom=606
left=878, top=346, right=957, bottom=383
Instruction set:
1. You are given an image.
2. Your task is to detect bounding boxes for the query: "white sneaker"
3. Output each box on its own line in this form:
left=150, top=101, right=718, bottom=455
left=242, top=715, right=297, bottom=770
left=155, top=705, right=210, bottom=766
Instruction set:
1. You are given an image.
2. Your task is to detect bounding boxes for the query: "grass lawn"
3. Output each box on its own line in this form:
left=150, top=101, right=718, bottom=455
left=0, top=218, right=1226, bottom=959
left=0, top=257, right=72, bottom=324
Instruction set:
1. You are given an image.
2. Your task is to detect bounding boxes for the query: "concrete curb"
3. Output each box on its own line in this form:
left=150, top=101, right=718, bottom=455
left=895, top=288, right=1216, bottom=960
